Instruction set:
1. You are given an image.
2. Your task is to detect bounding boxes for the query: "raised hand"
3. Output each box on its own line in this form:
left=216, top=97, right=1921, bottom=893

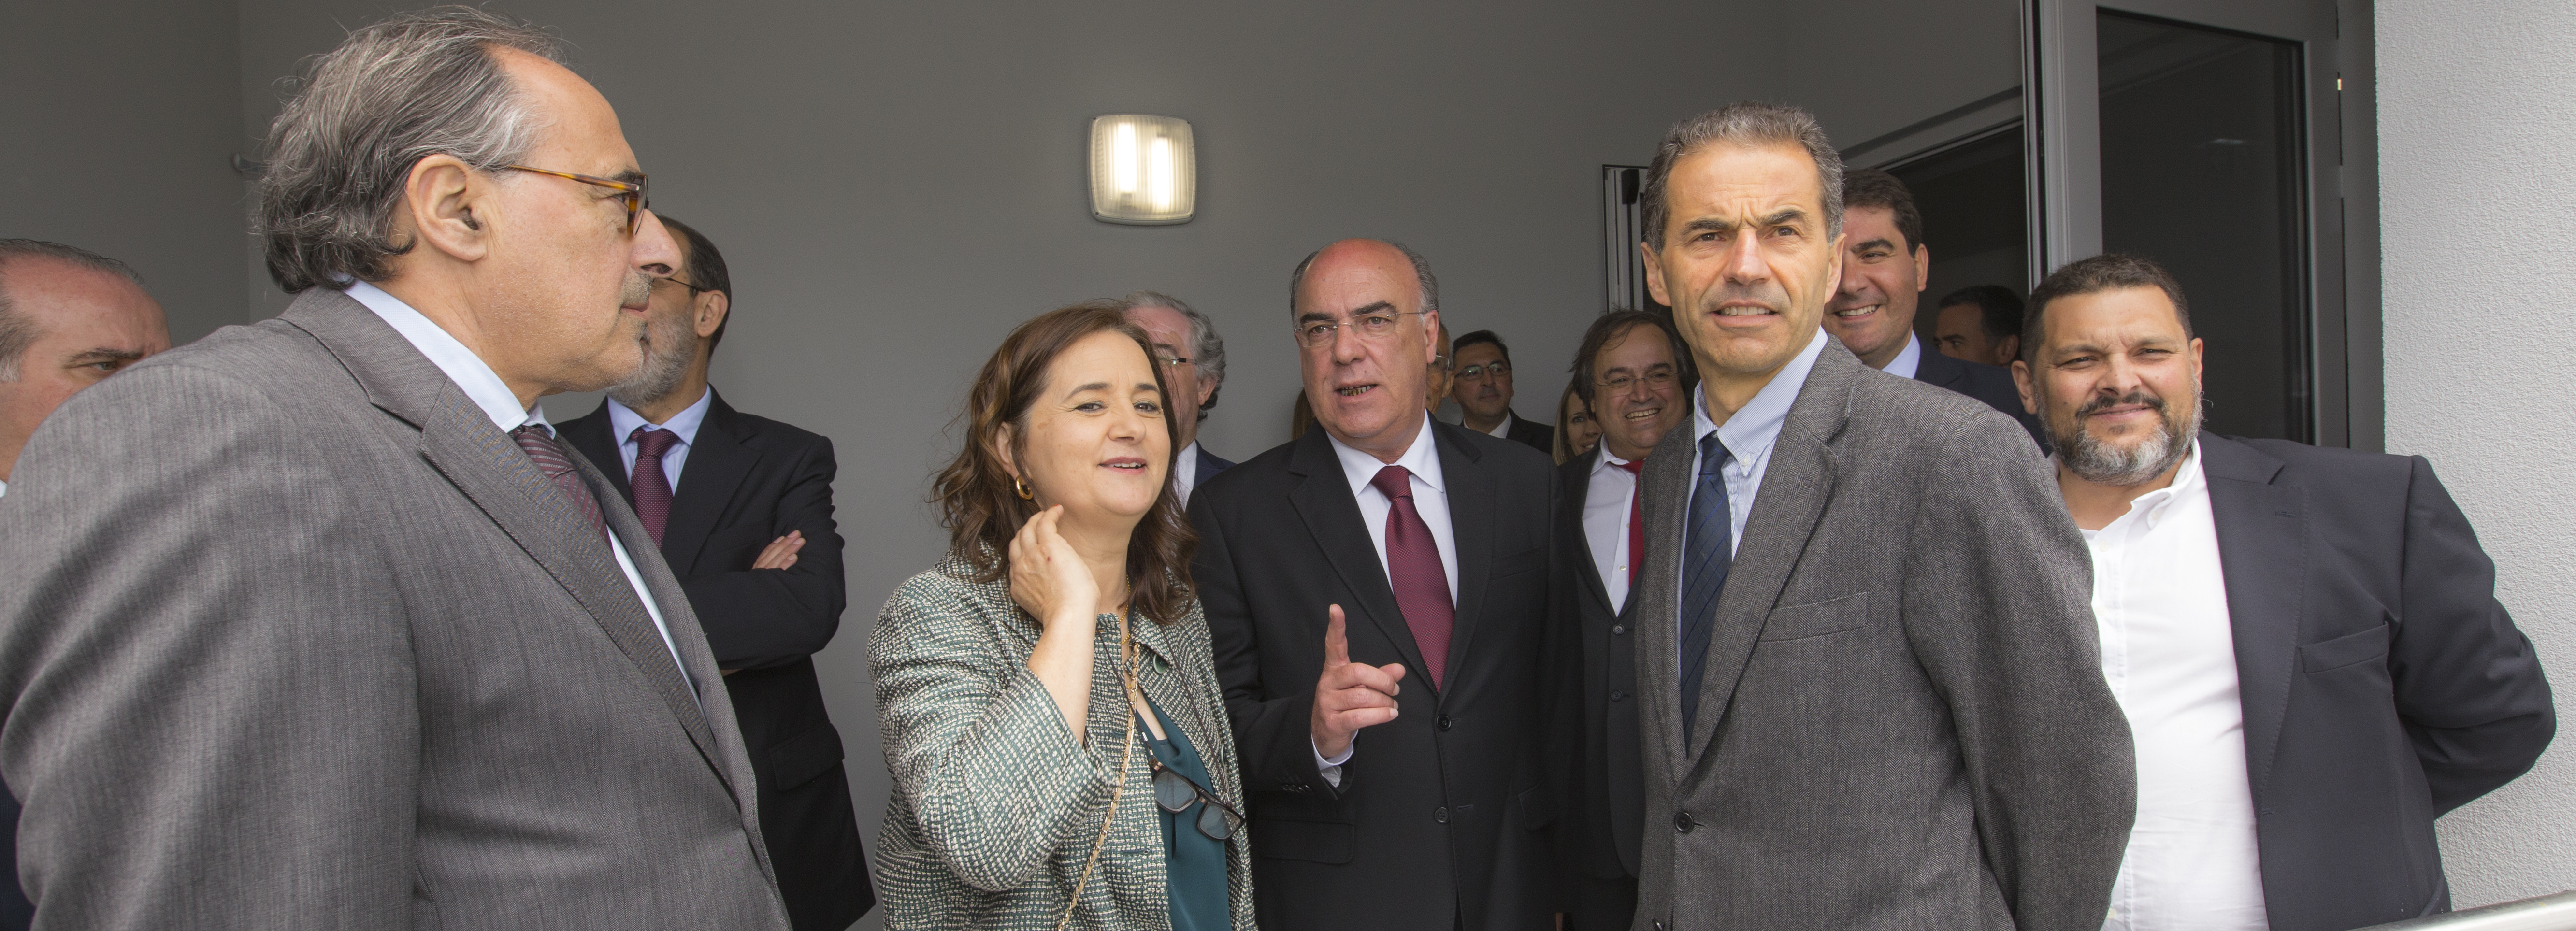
left=1008, top=506, right=1098, bottom=631
left=1310, top=604, right=1407, bottom=759
left=751, top=530, right=805, bottom=570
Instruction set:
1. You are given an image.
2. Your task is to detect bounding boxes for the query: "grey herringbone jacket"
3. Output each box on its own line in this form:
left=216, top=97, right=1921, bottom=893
left=870, top=554, right=1255, bottom=930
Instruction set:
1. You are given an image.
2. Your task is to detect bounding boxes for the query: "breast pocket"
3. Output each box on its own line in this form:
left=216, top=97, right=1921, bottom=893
left=2300, top=623, right=2391, bottom=673
left=1756, top=591, right=1869, bottom=642
left=1492, top=545, right=1545, bottom=580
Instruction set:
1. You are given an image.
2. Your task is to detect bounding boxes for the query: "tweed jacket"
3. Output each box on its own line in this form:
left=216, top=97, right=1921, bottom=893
left=871, top=553, right=1254, bottom=931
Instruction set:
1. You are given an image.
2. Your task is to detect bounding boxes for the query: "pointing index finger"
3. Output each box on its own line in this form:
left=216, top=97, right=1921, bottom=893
left=1323, top=604, right=1349, bottom=668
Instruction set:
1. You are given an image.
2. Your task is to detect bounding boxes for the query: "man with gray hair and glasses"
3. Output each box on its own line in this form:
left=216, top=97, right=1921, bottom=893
left=1121, top=290, right=1236, bottom=506
left=0, top=9, right=791, bottom=930
left=1625, top=102, right=2131, bottom=931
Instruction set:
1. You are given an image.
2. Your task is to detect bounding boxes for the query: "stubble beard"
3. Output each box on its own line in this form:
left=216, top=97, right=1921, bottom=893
left=609, top=308, right=696, bottom=409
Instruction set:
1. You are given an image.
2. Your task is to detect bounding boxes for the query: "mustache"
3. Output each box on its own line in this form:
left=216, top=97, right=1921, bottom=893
left=2078, top=388, right=2166, bottom=418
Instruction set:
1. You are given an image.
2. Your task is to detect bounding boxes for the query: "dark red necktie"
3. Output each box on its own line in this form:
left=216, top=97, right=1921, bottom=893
left=628, top=426, right=680, bottom=547
left=1613, top=458, right=1646, bottom=587
left=1368, top=465, right=1454, bottom=690
left=511, top=424, right=604, bottom=539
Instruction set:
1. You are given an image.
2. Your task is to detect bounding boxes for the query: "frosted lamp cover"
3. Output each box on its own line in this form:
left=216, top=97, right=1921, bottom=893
left=1090, top=115, right=1196, bottom=225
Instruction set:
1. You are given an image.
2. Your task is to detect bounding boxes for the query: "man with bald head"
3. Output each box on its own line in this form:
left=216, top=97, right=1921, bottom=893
left=1190, top=239, right=1562, bottom=930
left=0, top=240, right=170, bottom=496
left=1625, top=103, right=2130, bottom=931
left=0, top=10, right=789, bottom=929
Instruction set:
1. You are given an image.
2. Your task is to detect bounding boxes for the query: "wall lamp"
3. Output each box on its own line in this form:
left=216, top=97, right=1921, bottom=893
left=1089, top=115, right=1195, bottom=225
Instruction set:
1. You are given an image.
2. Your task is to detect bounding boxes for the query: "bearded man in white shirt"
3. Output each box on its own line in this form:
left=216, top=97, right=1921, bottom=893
left=2015, top=253, right=2554, bottom=931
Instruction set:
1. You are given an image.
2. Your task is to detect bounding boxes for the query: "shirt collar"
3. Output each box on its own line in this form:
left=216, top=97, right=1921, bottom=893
left=1591, top=445, right=1638, bottom=475
left=1695, top=328, right=1828, bottom=465
left=1482, top=411, right=1514, bottom=438
left=344, top=280, right=544, bottom=434
left=608, top=386, right=714, bottom=447
left=1326, top=412, right=1445, bottom=498
left=1883, top=332, right=1924, bottom=380
left=2097, top=437, right=2208, bottom=533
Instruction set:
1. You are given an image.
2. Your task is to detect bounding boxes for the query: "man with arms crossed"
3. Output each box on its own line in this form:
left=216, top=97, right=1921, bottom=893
left=0, top=11, right=789, bottom=928
left=1191, top=239, right=1560, bottom=930
left=560, top=216, right=873, bottom=931
left=2015, top=254, right=2553, bottom=931
left=1549, top=309, right=1692, bottom=931
left=1121, top=290, right=1236, bottom=506
left=1626, top=103, right=2132, bottom=931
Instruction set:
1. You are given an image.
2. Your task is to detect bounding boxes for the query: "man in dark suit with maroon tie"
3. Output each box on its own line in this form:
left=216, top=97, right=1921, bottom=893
left=559, top=217, right=872, bottom=931
left=1189, top=238, right=1561, bottom=931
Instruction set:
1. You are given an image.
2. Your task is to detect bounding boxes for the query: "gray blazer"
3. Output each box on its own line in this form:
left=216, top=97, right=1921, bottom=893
left=0, top=289, right=790, bottom=930
left=1629, top=337, right=2133, bottom=931
left=870, top=554, right=1254, bottom=931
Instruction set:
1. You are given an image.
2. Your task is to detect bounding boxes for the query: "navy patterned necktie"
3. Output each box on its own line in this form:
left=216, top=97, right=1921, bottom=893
left=512, top=423, right=605, bottom=539
left=1678, top=432, right=1734, bottom=736
left=628, top=426, right=680, bottom=548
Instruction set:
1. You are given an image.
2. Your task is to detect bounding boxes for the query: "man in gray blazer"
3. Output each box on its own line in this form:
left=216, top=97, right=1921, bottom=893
left=1624, top=102, right=2134, bottom=931
left=0, top=10, right=791, bottom=929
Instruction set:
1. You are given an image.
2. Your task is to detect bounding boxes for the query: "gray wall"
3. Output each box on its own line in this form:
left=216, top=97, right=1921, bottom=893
left=2380, top=0, right=2576, bottom=906
left=2, top=0, right=247, bottom=344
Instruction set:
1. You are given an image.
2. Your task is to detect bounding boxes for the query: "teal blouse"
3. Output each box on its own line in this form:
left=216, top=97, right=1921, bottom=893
left=1140, top=696, right=1228, bottom=931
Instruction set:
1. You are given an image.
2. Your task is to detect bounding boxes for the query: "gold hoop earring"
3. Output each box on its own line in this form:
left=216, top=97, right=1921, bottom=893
left=1014, top=476, right=1034, bottom=500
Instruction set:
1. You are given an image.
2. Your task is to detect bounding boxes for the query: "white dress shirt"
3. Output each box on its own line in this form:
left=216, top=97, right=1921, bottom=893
left=1883, top=332, right=1924, bottom=379
left=2084, top=440, right=2269, bottom=931
left=0, top=478, right=8, bottom=499
left=1687, top=329, right=1828, bottom=559
left=1479, top=411, right=1515, bottom=439
left=1583, top=448, right=1641, bottom=610
left=1312, top=415, right=1461, bottom=784
left=345, top=281, right=696, bottom=693
left=606, top=387, right=714, bottom=490
left=1173, top=440, right=1204, bottom=508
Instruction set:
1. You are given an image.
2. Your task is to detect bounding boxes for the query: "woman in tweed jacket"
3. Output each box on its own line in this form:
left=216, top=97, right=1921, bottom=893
left=872, top=303, right=1254, bottom=931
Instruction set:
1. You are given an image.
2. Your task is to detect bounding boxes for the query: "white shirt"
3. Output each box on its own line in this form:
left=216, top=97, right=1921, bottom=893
left=0, top=478, right=8, bottom=499
left=1312, top=414, right=1461, bottom=784
left=1173, top=441, right=1204, bottom=508
left=1883, top=332, right=1924, bottom=379
left=1583, top=449, right=1641, bottom=610
left=1479, top=411, right=1515, bottom=439
left=2083, top=440, right=2269, bottom=931
left=345, top=281, right=696, bottom=695
left=1687, top=329, right=1828, bottom=559
left=607, top=387, right=714, bottom=490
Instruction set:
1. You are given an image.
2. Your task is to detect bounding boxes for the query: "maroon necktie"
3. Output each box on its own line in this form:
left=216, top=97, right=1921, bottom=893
left=1613, top=458, right=1646, bottom=587
left=628, top=426, right=680, bottom=548
left=1369, top=465, right=1454, bottom=690
left=511, top=424, right=604, bottom=538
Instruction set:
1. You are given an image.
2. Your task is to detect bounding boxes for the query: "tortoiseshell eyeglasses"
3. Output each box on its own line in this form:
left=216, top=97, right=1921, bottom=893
left=504, top=165, right=651, bottom=235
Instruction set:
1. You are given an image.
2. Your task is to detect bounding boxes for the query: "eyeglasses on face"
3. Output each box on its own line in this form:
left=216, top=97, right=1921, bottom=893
left=1154, top=353, right=1193, bottom=368
left=1597, top=368, right=1679, bottom=392
left=1150, top=757, right=1246, bottom=842
left=650, top=274, right=714, bottom=295
left=1295, top=310, right=1424, bottom=348
left=1457, top=360, right=1511, bottom=381
left=504, top=165, right=651, bottom=235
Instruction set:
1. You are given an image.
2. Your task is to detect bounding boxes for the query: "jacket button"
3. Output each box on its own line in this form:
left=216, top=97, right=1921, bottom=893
left=1612, top=624, right=1627, bottom=635
left=1674, top=811, right=1696, bottom=833
left=1434, top=807, right=1449, bottom=824
left=1655, top=922, right=1667, bottom=931
left=1438, top=715, right=1454, bottom=731
left=1610, top=690, right=1626, bottom=702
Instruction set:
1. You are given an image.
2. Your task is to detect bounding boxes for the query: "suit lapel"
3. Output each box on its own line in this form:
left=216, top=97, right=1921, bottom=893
left=1284, top=430, right=1431, bottom=684
left=559, top=410, right=633, bottom=504
left=1561, top=452, right=1616, bottom=617
left=2200, top=432, right=2304, bottom=805
left=663, top=393, right=760, bottom=573
left=280, top=292, right=733, bottom=793
left=1436, top=425, right=1493, bottom=696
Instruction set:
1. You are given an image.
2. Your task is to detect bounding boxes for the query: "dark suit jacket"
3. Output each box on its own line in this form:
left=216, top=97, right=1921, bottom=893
left=1190, top=422, right=1562, bottom=931
left=1196, top=443, right=1237, bottom=480
left=563, top=392, right=873, bottom=931
left=2198, top=433, right=2553, bottom=930
left=1913, top=345, right=2044, bottom=448
left=1503, top=413, right=1556, bottom=456
left=1549, top=449, right=1644, bottom=931
left=1630, top=339, right=2133, bottom=931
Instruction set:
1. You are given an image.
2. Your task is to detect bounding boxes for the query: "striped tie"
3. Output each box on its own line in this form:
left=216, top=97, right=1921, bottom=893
left=628, top=426, right=680, bottom=548
left=1678, top=433, right=1733, bottom=736
left=512, top=424, right=605, bottom=539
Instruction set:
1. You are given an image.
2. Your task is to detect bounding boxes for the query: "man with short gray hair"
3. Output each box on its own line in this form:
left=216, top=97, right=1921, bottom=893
left=1627, top=102, right=2130, bottom=931
left=0, top=9, right=790, bottom=930
left=1120, top=290, right=1235, bottom=505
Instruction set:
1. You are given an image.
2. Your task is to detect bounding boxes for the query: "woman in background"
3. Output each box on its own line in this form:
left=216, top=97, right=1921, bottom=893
left=871, top=301, right=1252, bottom=931
left=1554, top=379, right=1601, bottom=464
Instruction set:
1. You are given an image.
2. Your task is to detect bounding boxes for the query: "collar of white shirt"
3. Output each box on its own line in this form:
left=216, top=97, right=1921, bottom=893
left=1175, top=440, right=1202, bottom=492
left=1326, top=412, right=1445, bottom=499
left=1883, top=332, right=1924, bottom=380
left=1694, top=328, right=1828, bottom=470
left=343, top=280, right=544, bottom=434
left=1590, top=446, right=1638, bottom=475
left=2087, top=437, right=2209, bottom=537
left=1481, top=411, right=1514, bottom=439
left=0, top=477, right=9, bottom=499
left=608, top=386, right=714, bottom=450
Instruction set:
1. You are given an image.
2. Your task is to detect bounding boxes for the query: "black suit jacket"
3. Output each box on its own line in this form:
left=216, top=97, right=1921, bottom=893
left=1913, top=346, right=2044, bottom=448
left=1502, top=412, right=1556, bottom=456
left=1191, top=422, right=1563, bottom=931
left=1548, top=449, right=1644, bottom=930
left=561, top=392, right=874, bottom=931
left=1196, top=443, right=1237, bottom=479
left=2198, top=433, right=2552, bottom=930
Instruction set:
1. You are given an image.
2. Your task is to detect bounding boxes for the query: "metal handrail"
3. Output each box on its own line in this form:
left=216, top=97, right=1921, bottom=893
left=2357, top=891, right=2576, bottom=930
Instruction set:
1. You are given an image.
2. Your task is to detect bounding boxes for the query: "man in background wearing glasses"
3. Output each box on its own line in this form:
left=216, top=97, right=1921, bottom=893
left=1120, top=290, right=1236, bottom=508
left=0, top=10, right=792, bottom=929
left=1448, top=330, right=1554, bottom=455
left=1189, top=238, right=1563, bottom=931
left=558, top=216, right=874, bottom=931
